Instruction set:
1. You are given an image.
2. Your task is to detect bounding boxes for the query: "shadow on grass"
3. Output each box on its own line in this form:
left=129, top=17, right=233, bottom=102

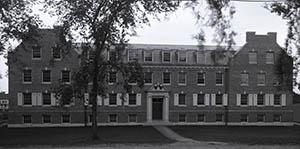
left=169, top=125, right=300, bottom=145
left=0, top=126, right=174, bottom=147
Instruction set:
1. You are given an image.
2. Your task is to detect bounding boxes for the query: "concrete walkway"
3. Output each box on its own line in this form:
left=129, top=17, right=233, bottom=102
left=153, top=125, right=194, bottom=142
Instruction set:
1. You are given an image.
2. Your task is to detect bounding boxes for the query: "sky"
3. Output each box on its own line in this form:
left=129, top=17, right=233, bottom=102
left=0, top=1, right=290, bottom=93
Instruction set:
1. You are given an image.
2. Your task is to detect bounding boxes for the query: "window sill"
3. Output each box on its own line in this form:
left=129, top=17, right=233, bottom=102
left=108, top=83, right=115, bottom=85
left=197, top=84, right=205, bottom=86
left=163, top=83, right=171, bottom=86
left=257, top=84, right=265, bottom=86
left=53, top=58, right=61, bottom=61
left=240, top=84, right=248, bottom=86
left=128, top=83, right=137, bottom=86
left=144, top=83, right=153, bottom=85
left=22, top=82, right=32, bottom=84
left=178, top=84, right=186, bottom=86
left=32, top=58, right=41, bottom=60
left=216, top=84, right=224, bottom=86
left=42, top=82, right=51, bottom=85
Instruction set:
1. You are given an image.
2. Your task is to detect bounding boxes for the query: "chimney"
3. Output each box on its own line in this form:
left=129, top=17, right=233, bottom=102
left=246, top=32, right=256, bottom=43
left=267, top=32, right=277, bottom=43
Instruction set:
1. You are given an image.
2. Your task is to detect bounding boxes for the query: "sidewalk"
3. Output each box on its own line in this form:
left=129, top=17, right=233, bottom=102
left=153, top=125, right=193, bottom=142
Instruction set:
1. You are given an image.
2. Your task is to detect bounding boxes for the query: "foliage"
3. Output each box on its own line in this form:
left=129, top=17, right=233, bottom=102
left=52, top=83, right=74, bottom=106
left=267, top=0, right=300, bottom=90
left=43, top=0, right=180, bottom=138
left=274, top=50, right=293, bottom=91
left=0, top=0, right=41, bottom=54
left=185, top=0, right=236, bottom=48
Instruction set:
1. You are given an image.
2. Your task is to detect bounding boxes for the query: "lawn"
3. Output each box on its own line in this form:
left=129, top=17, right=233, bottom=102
left=0, top=126, right=173, bottom=147
left=169, top=126, right=300, bottom=145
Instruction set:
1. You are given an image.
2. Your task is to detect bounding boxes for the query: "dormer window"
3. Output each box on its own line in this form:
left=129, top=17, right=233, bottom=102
left=109, top=51, right=117, bottom=61
left=144, top=51, right=152, bottom=62
left=128, top=50, right=137, bottom=62
left=178, top=51, right=186, bottom=62
left=32, top=45, right=41, bottom=59
left=266, top=51, right=274, bottom=64
left=163, top=51, right=171, bottom=62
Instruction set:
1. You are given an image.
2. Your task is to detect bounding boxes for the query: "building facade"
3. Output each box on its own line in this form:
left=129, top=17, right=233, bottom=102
left=7, top=28, right=294, bottom=127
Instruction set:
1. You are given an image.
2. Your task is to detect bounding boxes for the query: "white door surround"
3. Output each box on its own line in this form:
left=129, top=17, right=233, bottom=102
left=147, top=92, right=169, bottom=122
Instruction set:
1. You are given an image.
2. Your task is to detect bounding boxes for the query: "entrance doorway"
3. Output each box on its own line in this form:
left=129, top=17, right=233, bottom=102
left=152, top=98, right=163, bottom=120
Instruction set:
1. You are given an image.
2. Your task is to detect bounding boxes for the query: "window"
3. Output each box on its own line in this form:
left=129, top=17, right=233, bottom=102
left=163, top=51, right=171, bottom=62
left=32, top=45, right=41, bottom=59
left=257, top=94, right=265, bottom=105
left=163, top=72, right=171, bottom=84
left=23, top=69, right=32, bottom=83
left=109, top=93, right=117, bottom=105
left=23, top=115, right=32, bottom=123
left=216, top=114, right=224, bottom=122
left=241, top=72, right=249, bottom=86
left=129, top=94, right=136, bottom=105
left=241, top=114, right=248, bottom=122
left=257, top=114, right=265, bottom=122
left=257, top=73, right=266, bottom=86
left=178, top=114, right=186, bottom=122
left=197, top=52, right=205, bottom=64
left=216, top=72, right=223, bottom=85
left=88, top=50, right=95, bottom=60
left=42, top=70, right=51, bottom=83
left=128, top=50, right=137, bottom=62
left=197, top=94, right=205, bottom=105
left=109, top=114, right=117, bottom=123
left=42, top=93, right=51, bottom=105
left=144, top=51, right=152, bottom=62
left=62, top=115, right=70, bottom=123
left=61, top=70, right=70, bottom=83
left=43, top=115, right=51, bottom=123
left=144, top=72, right=152, bottom=84
left=197, top=114, right=205, bottom=122
left=109, top=51, right=117, bottom=61
left=249, top=51, right=257, bottom=64
left=197, top=72, right=205, bottom=85
left=23, top=93, right=32, bottom=105
left=89, top=114, right=93, bottom=123
left=108, top=71, right=117, bottom=84
left=52, top=46, right=61, bottom=59
left=178, top=51, right=186, bottom=62
left=241, top=94, right=248, bottom=106
left=128, top=75, right=136, bottom=84
left=273, top=114, right=281, bottom=122
left=128, top=114, right=137, bottom=123
left=178, top=94, right=186, bottom=105
left=266, top=52, right=274, bottom=64
left=216, top=94, right=223, bottom=105
left=274, top=94, right=281, bottom=105
left=178, top=72, right=186, bottom=85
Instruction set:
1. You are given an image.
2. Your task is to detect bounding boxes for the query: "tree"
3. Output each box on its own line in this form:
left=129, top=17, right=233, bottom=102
left=267, top=0, right=300, bottom=89
left=0, top=0, right=41, bottom=53
left=44, top=0, right=180, bottom=139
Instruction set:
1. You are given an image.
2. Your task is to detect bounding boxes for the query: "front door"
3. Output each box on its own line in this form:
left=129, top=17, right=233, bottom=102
left=152, top=98, right=163, bottom=120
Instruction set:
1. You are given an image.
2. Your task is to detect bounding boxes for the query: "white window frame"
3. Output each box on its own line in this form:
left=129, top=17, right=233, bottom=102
left=240, top=72, right=249, bottom=86
left=197, top=72, right=205, bottom=86
left=249, top=51, right=257, bottom=64
left=215, top=72, right=224, bottom=86
left=23, top=68, right=32, bottom=84
left=178, top=51, right=187, bottom=63
left=257, top=72, right=266, bottom=86
left=144, top=51, right=153, bottom=62
left=144, top=72, right=153, bottom=85
left=162, top=72, right=171, bottom=85
left=162, top=51, right=171, bottom=62
left=178, top=72, right=186, bottom=86
left=108, top=114, right=118, bottom=123
left=61, top=70, right=71, bottom=84
left=266, top=51, right=275, bottom=64
left=42, top=69, right=51, bottom=84
left=32, top=44, right=41, bottom=60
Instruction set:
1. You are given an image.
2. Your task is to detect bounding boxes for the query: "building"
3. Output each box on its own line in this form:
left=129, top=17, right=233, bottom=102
left=7, top=28, right=294, bottom=127
left=0, top=93, right=9, bottom=111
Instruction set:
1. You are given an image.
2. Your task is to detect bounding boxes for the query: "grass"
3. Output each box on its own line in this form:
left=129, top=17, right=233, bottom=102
left=0, top=126, right=173, bottom=147
left=169, top=125, right=300, bottom=145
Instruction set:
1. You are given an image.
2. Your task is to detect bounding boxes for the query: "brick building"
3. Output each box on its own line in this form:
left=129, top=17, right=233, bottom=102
left=7, top=28, right=294, bottom=127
